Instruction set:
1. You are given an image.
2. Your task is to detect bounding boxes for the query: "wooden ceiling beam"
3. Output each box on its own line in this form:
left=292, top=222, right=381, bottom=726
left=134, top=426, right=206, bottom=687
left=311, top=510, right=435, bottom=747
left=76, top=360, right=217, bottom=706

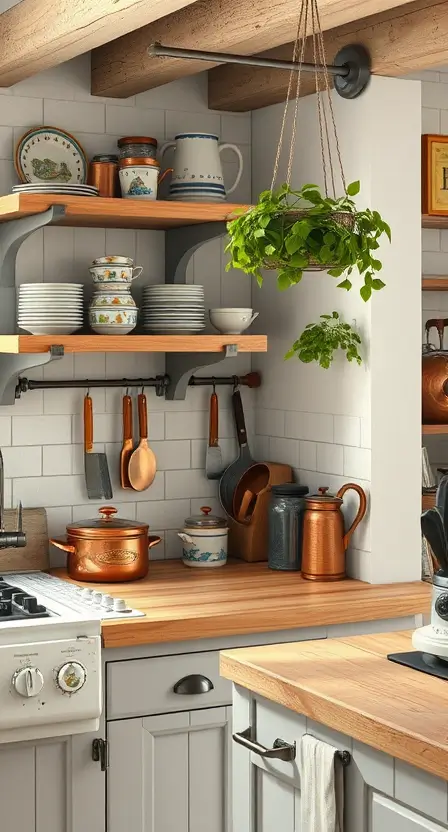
left=208, top=0, right=448, bottom=111
left=91, top=0, right=419, bottom=98
left=0, top=0, right=200, bottom=89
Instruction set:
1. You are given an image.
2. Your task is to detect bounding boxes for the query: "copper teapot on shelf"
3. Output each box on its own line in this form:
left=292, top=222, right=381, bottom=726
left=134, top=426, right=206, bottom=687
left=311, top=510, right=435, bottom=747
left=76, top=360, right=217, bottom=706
left=422, top=318, right=448, bottom=424
left=301, top=484, right=367, bottom=581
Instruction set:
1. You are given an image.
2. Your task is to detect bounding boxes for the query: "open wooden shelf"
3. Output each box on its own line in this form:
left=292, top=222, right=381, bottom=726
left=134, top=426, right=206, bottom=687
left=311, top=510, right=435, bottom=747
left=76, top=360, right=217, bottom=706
left=422, top=215, right=448, bottom=229
left=422, top=424, right=448, bottom=434
left=422, top=276, right=448, bottom=290
left=0, top=194, right=249, bottom=230
left=0, top=334, right=267, bottom=355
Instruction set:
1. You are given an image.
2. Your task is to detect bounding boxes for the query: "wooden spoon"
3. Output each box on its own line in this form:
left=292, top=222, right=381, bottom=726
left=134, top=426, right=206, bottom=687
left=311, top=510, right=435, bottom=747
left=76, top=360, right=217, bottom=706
left=128, top=393, right=157, bottom=491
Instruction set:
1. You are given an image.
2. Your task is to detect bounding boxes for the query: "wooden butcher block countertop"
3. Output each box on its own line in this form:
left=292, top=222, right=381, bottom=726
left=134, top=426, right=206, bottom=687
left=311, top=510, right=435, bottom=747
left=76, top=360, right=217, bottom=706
left=52, top=560, right=430, bottom=649
left=221, top=631, right=448, bottom=780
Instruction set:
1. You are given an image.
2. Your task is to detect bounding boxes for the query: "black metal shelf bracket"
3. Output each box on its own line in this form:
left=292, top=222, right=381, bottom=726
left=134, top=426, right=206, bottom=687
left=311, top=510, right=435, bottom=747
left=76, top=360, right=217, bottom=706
left=165, top=221, right=227, bottom=284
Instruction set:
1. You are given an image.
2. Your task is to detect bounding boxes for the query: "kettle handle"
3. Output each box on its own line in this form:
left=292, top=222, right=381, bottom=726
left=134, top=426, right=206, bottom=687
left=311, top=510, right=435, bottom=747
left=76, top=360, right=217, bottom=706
left=336, top=483, right=367, bottom=550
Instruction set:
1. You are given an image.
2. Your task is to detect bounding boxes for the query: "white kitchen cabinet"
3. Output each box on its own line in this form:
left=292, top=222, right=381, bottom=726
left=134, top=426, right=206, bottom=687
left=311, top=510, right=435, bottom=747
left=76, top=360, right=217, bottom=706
left=371, top=794, right=447, bottom=831
left=0, top=730, right=104, bottom=832
left=231, top=686, right=448, bottom=832
left=107, top=706, right=232, bottom=832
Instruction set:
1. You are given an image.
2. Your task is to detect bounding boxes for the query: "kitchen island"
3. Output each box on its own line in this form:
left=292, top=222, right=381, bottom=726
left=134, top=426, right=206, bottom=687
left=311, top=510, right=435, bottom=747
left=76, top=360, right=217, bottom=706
left=222, top=631, right=448, bottom=831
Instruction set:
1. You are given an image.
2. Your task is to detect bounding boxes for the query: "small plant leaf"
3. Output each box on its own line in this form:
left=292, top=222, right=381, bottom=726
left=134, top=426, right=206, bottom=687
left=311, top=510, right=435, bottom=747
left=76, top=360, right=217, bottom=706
left=360, top=284, right=372, bottom=302
left=337, top=279, right=352, bottom=291
left=277, top=273, right=292, bottom=290
left=346, top=180, right=360, bottom=196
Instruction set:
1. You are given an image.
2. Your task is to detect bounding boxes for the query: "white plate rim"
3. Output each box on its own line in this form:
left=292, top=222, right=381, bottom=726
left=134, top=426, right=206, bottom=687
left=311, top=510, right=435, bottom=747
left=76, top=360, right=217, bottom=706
left=15, top=126, right=88, bottom=184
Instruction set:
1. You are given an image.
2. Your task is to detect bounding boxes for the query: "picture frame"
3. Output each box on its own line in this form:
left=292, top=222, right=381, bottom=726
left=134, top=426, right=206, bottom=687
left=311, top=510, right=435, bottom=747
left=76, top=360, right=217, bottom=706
left=422, top=133, right=448, bottom=215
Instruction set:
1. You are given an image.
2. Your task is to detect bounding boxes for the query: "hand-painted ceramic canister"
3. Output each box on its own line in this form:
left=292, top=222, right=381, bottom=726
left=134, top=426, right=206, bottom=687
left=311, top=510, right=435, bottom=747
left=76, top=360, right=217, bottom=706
left=160, top=133, right=243, bottom=202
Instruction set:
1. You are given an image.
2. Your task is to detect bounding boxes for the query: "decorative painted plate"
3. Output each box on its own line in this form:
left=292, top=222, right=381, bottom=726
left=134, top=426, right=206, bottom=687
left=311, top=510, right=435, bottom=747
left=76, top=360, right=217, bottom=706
left=15, top=127, right=87, bottom=185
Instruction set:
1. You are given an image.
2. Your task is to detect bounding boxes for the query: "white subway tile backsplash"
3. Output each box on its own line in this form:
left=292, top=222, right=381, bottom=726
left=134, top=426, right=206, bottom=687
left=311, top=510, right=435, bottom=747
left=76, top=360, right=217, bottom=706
left=422, top=81, right=448, bottom=110
left=269, top=437, right=299, bottom=467
left=44, top=99, right=105, bottom=134
left=421, top=251, right=448, bottom=275
left=0, top=417, right=11, bottom=447
left=0, top=61, right=251, bottom=545
left=440, top=109, right=448, bottom=135
left=422, top=107, right=441, bottom=134
left=255, top=408, right=285, bottom=437
left=254, top=434, right=270, bottom=460
left=106, top=105, right=164, bottom=138
left=334, top=415, right=361, bottom=447
left=299, top=440, right=317, bottom=471
left=316, top=443, right=344, bottom=475
left=3, top=446, right=41, bottom=477
left=344, top=446, right=371, bottom=480
left=165, top=469, right=219, bottom=500
left=0, top=96, right=43, bottom=127
left=151, top=440, right=190, bottom=470
left=43, top=445, right=73, bottom=476
left=13, top=415, right=71, bottom=446
left=285, top=411, right=333, bottom=443
left=137, top=499, right=190, bottom=529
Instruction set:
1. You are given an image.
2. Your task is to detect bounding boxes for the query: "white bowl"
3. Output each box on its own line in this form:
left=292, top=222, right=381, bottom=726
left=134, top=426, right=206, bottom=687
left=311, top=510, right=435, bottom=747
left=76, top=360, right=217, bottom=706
left=19, top=324, right=82, bottom=335
left=209, top=308, right=259, bottom=335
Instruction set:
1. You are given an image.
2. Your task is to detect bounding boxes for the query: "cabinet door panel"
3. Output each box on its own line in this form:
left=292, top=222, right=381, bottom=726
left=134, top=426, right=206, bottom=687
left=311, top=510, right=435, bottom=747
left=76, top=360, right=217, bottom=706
left=36, top=741, right=68, bottom=832
left=0, top=743, right=35, bottom=828
left=371, top=794, right=447, bottom=832
left=257, top=767, right=300, bottom=832
left=108, top=707, right=230, bottom=832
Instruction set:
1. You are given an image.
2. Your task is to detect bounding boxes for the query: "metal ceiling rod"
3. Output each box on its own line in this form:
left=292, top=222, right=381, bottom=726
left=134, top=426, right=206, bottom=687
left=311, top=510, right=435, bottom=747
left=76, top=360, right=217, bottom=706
left=148, top=42, right=371, bottom=99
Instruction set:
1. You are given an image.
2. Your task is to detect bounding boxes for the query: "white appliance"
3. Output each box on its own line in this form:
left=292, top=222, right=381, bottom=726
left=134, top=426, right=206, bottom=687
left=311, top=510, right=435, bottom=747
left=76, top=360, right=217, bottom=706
left=0, top=572, right=144, bottom=744
left=413, top=572, right=448, bottom=659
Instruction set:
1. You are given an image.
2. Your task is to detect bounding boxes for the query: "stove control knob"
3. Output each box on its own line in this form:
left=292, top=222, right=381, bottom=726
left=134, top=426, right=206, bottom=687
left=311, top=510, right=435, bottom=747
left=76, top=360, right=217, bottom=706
left=435, top=593, right=448, bottom=621
left=12, top=666, right=44, bottom=697
left=57, top=662, right=86, bottom=694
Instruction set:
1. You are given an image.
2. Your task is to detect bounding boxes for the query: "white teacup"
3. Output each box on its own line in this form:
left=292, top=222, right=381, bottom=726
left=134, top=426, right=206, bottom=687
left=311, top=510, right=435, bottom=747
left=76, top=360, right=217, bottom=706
left=209, top=308, right=259, bottom=335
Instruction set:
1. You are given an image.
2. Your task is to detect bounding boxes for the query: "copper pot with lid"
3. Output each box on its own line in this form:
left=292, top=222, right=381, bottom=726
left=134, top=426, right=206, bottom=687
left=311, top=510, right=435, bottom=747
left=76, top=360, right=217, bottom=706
left=301, top=484, right=367, bottom=581
left=50, top=506, right=161, bottom=582
left=422, top=318, right=448, bottom=424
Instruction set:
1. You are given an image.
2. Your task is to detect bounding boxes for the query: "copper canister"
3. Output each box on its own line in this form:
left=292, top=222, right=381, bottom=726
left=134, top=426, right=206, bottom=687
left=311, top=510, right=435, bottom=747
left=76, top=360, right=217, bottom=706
left=50, top=506, right=161, bottom=582
left=88, top=157, right=119, bottom=198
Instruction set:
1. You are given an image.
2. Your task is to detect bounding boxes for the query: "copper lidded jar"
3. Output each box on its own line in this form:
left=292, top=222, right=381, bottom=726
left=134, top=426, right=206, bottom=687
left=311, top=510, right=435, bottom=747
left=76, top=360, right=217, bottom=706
left=301, top=484, right=367, bottom=581
left=50, top=507, right=161, bottom=583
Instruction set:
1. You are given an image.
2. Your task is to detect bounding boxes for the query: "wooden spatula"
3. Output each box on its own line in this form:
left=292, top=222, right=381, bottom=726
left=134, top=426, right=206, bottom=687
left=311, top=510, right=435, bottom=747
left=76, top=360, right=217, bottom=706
left=128, top=393, right=157, bottom=491
left=120, top=394, right=133, bottom=489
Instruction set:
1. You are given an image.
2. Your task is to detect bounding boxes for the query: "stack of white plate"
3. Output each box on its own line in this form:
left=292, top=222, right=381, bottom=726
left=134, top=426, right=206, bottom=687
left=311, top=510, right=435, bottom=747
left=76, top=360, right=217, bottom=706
left=142, top=285, right=205, bottom=334
left=12, top=183, right=99, bottom=197
left=18, top=283, right=84, bottom=335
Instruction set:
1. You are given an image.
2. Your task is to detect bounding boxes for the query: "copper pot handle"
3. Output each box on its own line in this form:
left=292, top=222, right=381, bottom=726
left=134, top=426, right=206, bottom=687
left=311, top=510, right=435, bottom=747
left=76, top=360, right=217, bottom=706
left=148, top=535, right=161, bottom=550
left=49, top=536, right=76, bottom=554
left=336, top=483, right=367, bottom=550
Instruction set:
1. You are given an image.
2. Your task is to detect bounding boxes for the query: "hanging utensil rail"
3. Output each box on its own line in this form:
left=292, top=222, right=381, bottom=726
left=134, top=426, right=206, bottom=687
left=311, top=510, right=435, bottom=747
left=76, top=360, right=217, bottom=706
left=147, top=43, right=371, bottom=99
left=15, top=372, right=261, bottom=398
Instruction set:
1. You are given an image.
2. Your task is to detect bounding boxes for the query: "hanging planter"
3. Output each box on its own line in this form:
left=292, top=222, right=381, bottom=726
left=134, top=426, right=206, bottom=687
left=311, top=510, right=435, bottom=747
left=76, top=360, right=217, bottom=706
left=225, top=0, right=391, bottom=365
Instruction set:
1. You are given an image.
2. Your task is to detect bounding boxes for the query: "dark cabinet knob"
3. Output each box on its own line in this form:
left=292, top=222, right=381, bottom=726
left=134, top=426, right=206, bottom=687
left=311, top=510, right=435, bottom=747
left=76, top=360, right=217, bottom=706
left=173, top=674, right=214, bottom=695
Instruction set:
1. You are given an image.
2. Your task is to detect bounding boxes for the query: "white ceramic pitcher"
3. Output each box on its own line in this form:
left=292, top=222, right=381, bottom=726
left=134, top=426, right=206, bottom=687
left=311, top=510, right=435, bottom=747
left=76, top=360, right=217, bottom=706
left=160, top=132, right=243, bottom=202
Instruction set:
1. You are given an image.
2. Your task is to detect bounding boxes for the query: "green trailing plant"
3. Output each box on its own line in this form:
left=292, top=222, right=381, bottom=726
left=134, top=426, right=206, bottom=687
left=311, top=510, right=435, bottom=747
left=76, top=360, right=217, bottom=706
left=285, top=312, right=362, bottom=369
left=226, top=181, right=391, bottom=302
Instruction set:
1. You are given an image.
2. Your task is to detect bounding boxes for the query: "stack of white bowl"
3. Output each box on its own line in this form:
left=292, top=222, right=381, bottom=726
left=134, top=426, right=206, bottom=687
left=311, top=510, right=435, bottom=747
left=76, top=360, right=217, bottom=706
left=18, top=283, right=84, bottom=335
left=142, top=285, right=205, bottom=334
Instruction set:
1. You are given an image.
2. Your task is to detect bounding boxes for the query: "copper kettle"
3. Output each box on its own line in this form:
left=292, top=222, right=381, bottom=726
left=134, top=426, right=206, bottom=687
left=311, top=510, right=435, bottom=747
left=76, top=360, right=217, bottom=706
left=422, top=318, right=448, bottom=424
left=301, top=484, right=367, bottom=581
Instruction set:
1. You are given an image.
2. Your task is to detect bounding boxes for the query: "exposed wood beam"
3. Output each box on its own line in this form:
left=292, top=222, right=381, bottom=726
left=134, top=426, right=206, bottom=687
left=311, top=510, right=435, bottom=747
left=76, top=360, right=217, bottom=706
left=91, top=0, right=419, bottom=98
left=0, top=0, right=200, bottom=88
left=208, top=0, right=448, bottom=111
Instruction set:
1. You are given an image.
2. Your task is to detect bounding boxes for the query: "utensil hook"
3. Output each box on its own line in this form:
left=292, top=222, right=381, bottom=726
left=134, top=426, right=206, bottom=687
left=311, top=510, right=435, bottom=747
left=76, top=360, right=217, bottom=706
left=126, top=386, right=130, bottom=396
left=212, top=377, right=216, bottom=394
left=233, top=376, right=239, bottom=392
left=86, top=387, right=90, bottom=397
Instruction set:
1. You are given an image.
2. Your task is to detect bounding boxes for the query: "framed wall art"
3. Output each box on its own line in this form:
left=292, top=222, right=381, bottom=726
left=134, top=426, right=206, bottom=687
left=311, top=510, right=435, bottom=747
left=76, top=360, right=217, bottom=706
left=422, top=133, right=448, bottom=216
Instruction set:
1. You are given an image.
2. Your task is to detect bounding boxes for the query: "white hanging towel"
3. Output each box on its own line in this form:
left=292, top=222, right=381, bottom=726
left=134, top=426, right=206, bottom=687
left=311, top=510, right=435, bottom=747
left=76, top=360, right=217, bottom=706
left=300, top=734, right=344, bottom=832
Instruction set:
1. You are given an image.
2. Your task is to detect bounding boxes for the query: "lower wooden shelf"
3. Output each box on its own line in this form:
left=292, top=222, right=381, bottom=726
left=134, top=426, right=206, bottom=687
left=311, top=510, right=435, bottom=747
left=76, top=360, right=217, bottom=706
left=422, top=424, right=448, bottom=434
left=422, top=276, right=448, bottom=290
left=0, top=334, right=267, bottom=354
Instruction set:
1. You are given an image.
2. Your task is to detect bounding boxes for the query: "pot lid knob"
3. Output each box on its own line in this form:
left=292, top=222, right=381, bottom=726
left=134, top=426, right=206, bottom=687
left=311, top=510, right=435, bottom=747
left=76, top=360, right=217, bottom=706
left=201, top=507, right=212, bottom=515
left=318, top=487, right=329, bottom=496
left=98, top=506, right=118, bottom=522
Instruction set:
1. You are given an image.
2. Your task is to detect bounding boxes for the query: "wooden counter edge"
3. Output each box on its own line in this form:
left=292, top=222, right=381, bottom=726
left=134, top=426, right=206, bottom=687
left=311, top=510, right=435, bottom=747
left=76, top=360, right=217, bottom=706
left=220, top=642, right=448, bottom=781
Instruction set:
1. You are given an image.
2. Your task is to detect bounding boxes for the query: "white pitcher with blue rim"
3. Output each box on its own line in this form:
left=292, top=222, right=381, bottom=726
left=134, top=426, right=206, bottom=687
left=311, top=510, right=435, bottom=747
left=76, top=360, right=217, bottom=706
left=159, top=132, right=243, bottom=202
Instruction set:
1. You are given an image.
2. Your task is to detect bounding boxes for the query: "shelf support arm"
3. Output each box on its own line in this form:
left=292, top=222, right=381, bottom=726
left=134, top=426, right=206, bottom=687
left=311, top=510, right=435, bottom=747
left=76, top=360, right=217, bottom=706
left=165, top=222, right=227, bottom=284
left=0, top=347, right=63, bottom=406
left=165, top=348, right=237, bottom=400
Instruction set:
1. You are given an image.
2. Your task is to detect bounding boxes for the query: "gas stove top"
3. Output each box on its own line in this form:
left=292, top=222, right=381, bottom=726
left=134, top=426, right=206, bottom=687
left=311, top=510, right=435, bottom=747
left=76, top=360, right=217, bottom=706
left=0, top=578, right=50, bottom=621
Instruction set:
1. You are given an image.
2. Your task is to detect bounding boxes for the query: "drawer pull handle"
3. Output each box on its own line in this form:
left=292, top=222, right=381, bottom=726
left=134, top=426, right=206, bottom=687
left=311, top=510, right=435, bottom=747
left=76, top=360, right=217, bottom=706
left=173, top=674, right=214, bottom=695
left=232, top=727, right=296, bottom=762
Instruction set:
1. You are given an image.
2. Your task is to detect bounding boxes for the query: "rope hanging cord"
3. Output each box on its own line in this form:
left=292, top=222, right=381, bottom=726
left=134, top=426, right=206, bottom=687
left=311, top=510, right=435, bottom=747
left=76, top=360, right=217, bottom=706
left=270, top=0, right=346, bottom=197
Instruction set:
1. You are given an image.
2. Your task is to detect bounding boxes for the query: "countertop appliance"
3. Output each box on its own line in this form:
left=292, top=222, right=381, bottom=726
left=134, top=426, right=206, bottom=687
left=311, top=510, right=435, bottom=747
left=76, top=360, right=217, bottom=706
left=0, top=571, right=145, bottom=744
